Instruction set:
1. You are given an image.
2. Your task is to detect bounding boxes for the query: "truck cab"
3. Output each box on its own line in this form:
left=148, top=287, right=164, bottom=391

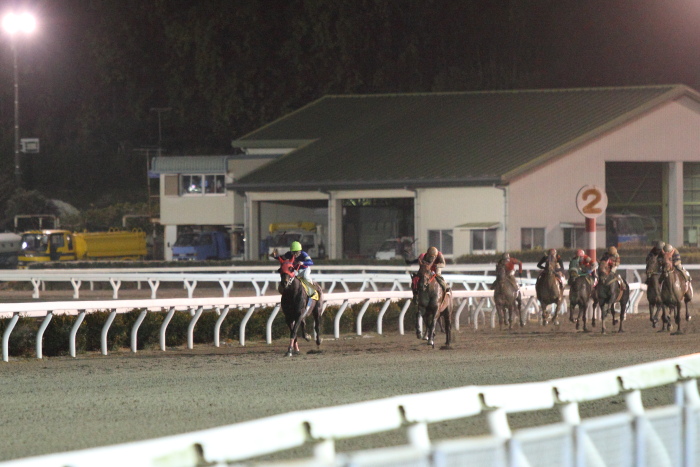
left=20, top=230, right=77, bottom=266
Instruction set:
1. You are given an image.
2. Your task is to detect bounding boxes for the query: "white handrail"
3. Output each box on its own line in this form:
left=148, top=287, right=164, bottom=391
left=3, top=353, right=698, bottom=466
left=0, top=262, right=668, bottom=299
left=0, top=284, right=647, bottom=362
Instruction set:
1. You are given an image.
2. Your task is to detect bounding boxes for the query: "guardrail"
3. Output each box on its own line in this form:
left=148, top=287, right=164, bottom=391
left=0, top=283, right=647, bottom=363
left=0, top=262, right=664, bottom=299
left=3, top=352, right=698, bottom=466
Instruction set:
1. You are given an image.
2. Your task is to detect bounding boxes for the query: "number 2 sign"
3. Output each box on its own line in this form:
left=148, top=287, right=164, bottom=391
left=576, top=185, right=608, bottom=219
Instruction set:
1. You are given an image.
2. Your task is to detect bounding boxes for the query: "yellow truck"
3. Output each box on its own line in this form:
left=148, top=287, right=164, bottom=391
left=19, top=229, right=147, bottom=267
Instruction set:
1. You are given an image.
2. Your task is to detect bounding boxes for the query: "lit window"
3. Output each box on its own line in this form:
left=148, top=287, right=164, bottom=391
left=181, top=174, right=225, bottom=195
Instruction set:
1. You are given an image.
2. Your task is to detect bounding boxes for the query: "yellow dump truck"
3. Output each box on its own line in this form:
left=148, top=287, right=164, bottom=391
left=19, top=229, right=147, bottom=267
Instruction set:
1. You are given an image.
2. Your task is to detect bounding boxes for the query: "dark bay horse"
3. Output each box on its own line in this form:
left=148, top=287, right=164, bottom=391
left=659, top=255, right=693, bottom=334
left=535, top=253, right=564, bottom=326
left=569, top=273, right=596, bottom=332
left=645, top=253, right=664, bottom=328
left=493, top=265, right=522, bottom=330
left=595, top=261, right=629, bottom=333
left=277, top=256, right=324, bottom=356
left=415, top=257, right=453, bottom=348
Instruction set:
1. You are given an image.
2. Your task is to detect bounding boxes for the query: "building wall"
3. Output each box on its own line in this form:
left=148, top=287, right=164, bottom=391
left=417, top=187, right=503, bottom=257
left=508, top=99, right=700, bottom=250
left=160, top=194, right=236, bottom=225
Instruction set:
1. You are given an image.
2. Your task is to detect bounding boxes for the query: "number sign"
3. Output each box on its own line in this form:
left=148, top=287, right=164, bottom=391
left=576, top=185, right=607, bottom=219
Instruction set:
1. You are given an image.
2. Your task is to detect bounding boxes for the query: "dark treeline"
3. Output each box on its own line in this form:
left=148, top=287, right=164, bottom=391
left=0, top=0, right=698, bottom=209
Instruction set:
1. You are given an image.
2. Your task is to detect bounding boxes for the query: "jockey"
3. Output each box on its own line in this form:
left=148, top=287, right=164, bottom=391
left=271, top=241, right=315, bottom=287
left=407, top=246, right=448, bottom=294
left=568, top=249, right=585, bottom=284
left=496, top=252, right=522, bottom=288
left=537, top=248, right=565, bottom=290
left=600, top=246, right=620, bottom=274
left=662, top=244, right=692, bottom=282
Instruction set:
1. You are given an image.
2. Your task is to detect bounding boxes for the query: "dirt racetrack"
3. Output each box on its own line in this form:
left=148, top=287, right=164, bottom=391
left=1, top=304, right=700, bottom=463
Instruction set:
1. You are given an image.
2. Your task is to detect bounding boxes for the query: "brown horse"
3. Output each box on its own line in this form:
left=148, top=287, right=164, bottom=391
left=645, top=253, right=664, bottom=328
left=493, top=265, right=522, bottom=330
left=569, top=273, right=596, bottom=332
left=277, top=256, right=324, bottom=356
left=659, top=255, right=693, bottom=334
left=595, top=261, right=629, bottom=333
left=535, top=253, right=564, bottom=326
left=415, top=257, right=453, bottom=348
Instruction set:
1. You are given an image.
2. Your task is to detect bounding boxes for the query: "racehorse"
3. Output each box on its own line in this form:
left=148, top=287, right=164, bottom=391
left=568, top=273, right=596, bottom=332
left=414, top=256, right=454, bottom=348
left=493, top=264, right=522, bottom=330
left=595, top=261, right=629, bottom=333
left=535, top=252, right=564, bottom=326
left=277, top=256, right=324, bottom=356
left=659, top=255, right=693, bottom=334
left=645, top=253, right=664, bottom=328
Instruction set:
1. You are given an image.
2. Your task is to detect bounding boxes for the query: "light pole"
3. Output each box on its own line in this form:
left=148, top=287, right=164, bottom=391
left=150, top=107, right=171, bottom=157
left=2, top=12, right=36, bottom=188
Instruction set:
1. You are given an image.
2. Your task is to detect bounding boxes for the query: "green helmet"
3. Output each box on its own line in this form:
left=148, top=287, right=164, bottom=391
left=290, top=241, right=302, bottom=252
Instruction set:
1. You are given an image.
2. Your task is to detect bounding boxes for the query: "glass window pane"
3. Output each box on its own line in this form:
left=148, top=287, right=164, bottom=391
left=521, top=228, right=532, bottom=250
left=428, top=230, right=440, bottom=249
left=204, top=175, right=216, bottom=194
left=472, top=230, right=484, bottom=250
left=442, top=230, right=453, bottom=255
left=533, top=228, right=545, bottom=248
left=485, top=229, right=496, bottom=250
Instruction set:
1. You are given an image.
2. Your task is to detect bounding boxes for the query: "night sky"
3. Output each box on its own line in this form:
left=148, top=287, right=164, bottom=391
left=0, top=0, right=699, bottom=206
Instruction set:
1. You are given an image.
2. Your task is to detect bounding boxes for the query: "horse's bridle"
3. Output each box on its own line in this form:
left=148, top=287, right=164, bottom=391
left=277, top=258, right=297, bottom=289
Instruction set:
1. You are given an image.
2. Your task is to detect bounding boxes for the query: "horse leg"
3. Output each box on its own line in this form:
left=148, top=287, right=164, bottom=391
left=673, top=304, right=683, bottom=335
left=552, top=300, right=561, bottom=326
left=300, top=319, right=311, bottom=342
left=313, top=305, right=322, bottom=347
left=443, top=308, right=452, bottom=346
left=541, top=302, right=548, bottom=326
left=600, top=304, right=607, bottom=334
left=415, top=308, right=423, bottom=339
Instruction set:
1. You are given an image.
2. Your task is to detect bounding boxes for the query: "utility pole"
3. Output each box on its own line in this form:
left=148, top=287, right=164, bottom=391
left=150, top=107, right=171, bottom=157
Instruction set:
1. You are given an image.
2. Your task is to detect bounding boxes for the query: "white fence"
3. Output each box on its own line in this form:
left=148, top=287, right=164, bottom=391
left=0, top=283, right=647, bottom=363
left=0, top=262, right=665, bottom=299
left=3, top=352, right=699, bottom=466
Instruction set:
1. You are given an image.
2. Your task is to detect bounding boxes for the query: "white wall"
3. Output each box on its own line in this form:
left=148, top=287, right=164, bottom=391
left=508, top=99, right=700, bottom=250
left=160, top=195, right=235, bottom=225
left=416, top=187, right=503, bottom=257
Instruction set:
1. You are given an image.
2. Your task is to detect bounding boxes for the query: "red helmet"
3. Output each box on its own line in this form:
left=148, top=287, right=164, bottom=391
left=548, top=248, right=557, bottom=255
left=576, top=249, right=584, bottom=257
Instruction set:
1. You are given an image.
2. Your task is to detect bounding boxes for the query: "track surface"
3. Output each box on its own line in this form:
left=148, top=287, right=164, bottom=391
left=1, top=303, right=699, bottom=462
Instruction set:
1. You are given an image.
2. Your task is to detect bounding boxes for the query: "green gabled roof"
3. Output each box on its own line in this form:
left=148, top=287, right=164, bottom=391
left=231, top=85, right=698, bottom=191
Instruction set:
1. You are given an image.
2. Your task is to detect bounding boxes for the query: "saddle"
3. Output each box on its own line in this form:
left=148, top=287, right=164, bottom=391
left=300, top=278, right=320, bottom=301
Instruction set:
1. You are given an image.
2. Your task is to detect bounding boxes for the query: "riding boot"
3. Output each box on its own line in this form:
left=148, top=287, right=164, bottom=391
left=436, top=275, right=448, bottom=294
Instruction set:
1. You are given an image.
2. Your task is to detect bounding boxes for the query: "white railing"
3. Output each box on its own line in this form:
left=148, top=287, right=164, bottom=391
left=0, top=262, right=666, bottom=299
left=0, top=283, right=647, bottom=363
left=3, top=353, right=699, bottom=466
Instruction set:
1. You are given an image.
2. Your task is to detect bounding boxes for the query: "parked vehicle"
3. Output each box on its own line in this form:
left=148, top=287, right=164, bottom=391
left=173, top=231, right=231, bottom=261
left=19, top=229, right=147, bottom=267
left=374, top=236, right=415, bottom=260
left=0, top=232, right=22, bottom=268
left=267, top=222, right=326, bottom=259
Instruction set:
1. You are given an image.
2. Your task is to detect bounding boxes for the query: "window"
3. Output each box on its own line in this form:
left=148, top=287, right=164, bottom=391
left=563, top=227, right=586, bottom=248
left=181, top=174, right=225, bottom=195
left=521, top=228, right=545, bottom=250
left=428, top=230, right=453, bottom=255
left=471, top=229, right=496, bottom=254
